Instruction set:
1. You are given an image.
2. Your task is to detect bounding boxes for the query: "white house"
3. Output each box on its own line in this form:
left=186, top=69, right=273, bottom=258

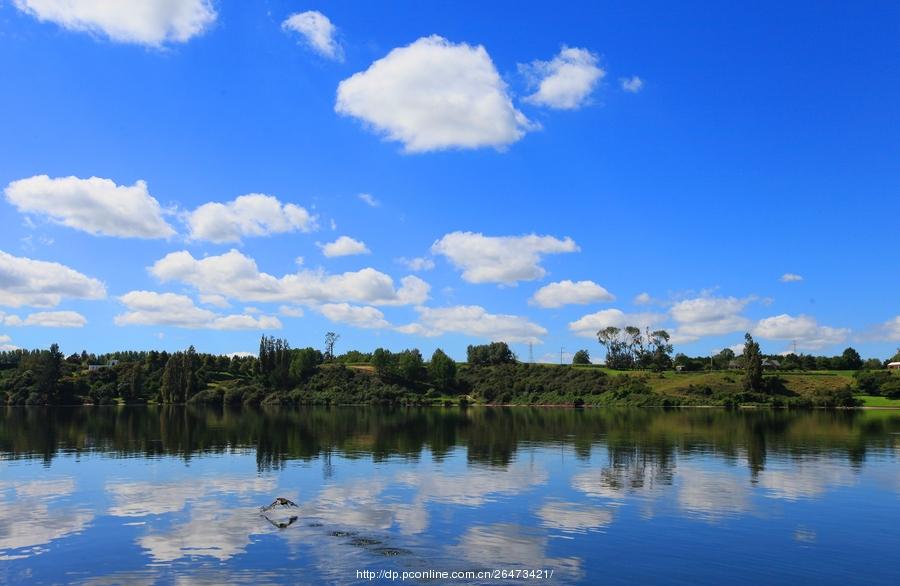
left=888, top=362, right=900, bottom=370
left=87, top=359, right=119, bottom=372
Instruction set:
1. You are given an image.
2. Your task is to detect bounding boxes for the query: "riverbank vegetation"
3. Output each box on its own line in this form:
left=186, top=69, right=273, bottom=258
left=1, top=336, right=898, bottom=408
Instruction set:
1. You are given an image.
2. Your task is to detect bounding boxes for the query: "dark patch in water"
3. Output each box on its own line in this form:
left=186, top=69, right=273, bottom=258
left=350, top=537, right=383, bottom=546
left=307, top=522, right=323, bottom=527
left=330, top=530, right=358, bottom=538
left=373, top=547, right=411, bottom=557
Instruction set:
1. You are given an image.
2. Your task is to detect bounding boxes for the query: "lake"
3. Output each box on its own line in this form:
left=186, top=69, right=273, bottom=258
left=1, top=407, right=898, bottom=584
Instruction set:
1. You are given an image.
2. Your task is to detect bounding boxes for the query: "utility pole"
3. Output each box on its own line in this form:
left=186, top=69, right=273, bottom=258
left=528, top=342, right=534, bottom=364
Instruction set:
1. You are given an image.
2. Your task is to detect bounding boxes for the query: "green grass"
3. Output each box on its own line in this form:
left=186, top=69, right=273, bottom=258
left=858, top=395, right=900, bottom=407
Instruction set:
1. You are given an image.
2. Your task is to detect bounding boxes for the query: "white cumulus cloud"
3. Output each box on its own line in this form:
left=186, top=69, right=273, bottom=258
left=521, top=47, right=604, bottom=110
left=186, top=193, right=316, bottom=243
left=149, top=249, right=429, bottom=307
left=669, top=296, right=752, bottom=343
left=22, top=310, right=87, bottom=327
left=336, top=35, right=534, bottom=152
left=872, top=316, right=900, bottom=341
left=398, top=257, right=435, bottom=271
left=620, top=76, right=643, bottom=93
left=13, top=0, right=216, bottom=47
left=633, top=292, right=653, bottom=305
left=318, top=236, right=370, bottom=257
left=753, top=314, right=849, bottom=350
left=115, top=291, right=281, bottom=330
left=0, top=334, right=17, bottom=351
left=0, top=250, right=106, bottom=307
left=278, top=305, right=304, bottom=317
left=397, top=305, right=546, bottom=344
left=5, top=175, right=176, bottom=239
left=431, top=231, right=579, bottom=285
left=282, top=10, right=342, bottom=60
left=319, top=303, right=389, bottom=329
left=568, top=308, right=666, bottom=338
left=531, top=280, right=614, bottom=308
left=780, top=273, right=804, bottom=283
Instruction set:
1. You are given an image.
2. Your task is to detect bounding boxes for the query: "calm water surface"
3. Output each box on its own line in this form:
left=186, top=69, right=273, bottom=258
left=1, top=407, right=898, bottom=585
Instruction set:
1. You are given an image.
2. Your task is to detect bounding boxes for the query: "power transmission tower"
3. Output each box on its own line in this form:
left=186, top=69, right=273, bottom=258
left=560, top=345, right=566, bottom=365
left=528, top=342, right=534, bottom=364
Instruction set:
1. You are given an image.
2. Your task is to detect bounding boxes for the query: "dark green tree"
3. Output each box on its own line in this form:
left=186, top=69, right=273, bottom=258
left=467, top=342, right=515, bottom=366
left=128, top=364, right=144, bottom=402
left=713, top=348, right=736, bottom=370
left=428, top=348, right=457, bottom=390
left=160, top=353, right=183, bottom=403
left=572, top=349, right=591, bottom=365
left=645, top=329, right=674, bottom=371
left=742, top=333, right=764, bottom=392
left=841, top=347, right=863, bottom=370
left=372, top=348, right=394, bottom=376
left=290, top=348, right=323, bottom=381
left=397, top=349, right=424, bottom=381
left=34, top=343, right=64, bottom=403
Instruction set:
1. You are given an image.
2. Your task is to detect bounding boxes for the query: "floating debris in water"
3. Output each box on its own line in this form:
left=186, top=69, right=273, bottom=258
left=373, top=547, right=411, bottom=557
left=350, top=537, right=383, bottom=547
left=329, top=530, right=358, bottom=538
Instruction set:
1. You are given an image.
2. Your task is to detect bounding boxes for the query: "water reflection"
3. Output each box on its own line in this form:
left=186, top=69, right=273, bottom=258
left=537, top=500, right=615, bottom=533
left=450, top=523, right=582, bottom=578
left=0, top=407, right=897, bottom=585
left=0, top=478, right=93, bottom=560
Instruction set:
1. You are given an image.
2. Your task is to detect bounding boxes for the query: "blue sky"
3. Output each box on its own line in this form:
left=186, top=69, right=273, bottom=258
left=1, top=0, right=898, bottom=361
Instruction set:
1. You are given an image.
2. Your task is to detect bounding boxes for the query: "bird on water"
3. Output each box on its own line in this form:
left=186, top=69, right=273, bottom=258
left=261, top=497, right=299, bottom=512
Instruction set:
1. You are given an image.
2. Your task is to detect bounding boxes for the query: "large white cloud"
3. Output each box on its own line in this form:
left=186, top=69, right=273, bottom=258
left=531, top=280, right=614, bottom=308
left=318, top=303, right=389, bottom=329
left=5, top=175, right=176, bottom=239
left=115, top=291, right=281, bottom=330
left=3, top=310, right=88, bottom=327
left=521, top=47, right=604, bottom=110
left=669, top=296, right=752, bottom=342
left=336, top=35, right=534, bottom=152
left=317, top=236, right=370, bottom=257
left=753, top=314, right=849, bottom=350
left=873, top=316, right=900, bottom=341
left=397, top=305, right=547, bottom=344
left=186, top=193, right=316, bottom=243
left=149, top=249, right=429, bottom=307
left=431, top=231, right=579, bottom=285
left=13, top=0, right=216, bottom=46
left=282, top=10, right=342, bottom=61
left=568, top=308, right=666, bottom=338
left=0, top=250, right=106, bottom=308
